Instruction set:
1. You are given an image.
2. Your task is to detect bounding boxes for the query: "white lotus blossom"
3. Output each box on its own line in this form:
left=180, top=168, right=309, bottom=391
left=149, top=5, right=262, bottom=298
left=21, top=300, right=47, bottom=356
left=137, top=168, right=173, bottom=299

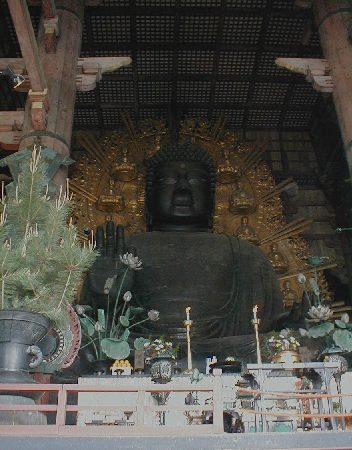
left=123, top=291, right=132, bottom=302
left=297, top=273, right=306, bottom=284
left=307, top=305, right=333, bottom=322
left=120, top=252, right=143, bottom=270
left=148, top=309, right=160, bottom=321
left=76, top=305, right=85, bottom=315
left=341, top=313, right=350, bottom=324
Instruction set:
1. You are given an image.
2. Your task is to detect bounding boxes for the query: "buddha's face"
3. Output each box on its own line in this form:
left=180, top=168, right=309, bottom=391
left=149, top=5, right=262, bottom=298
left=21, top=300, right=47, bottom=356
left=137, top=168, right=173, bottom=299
left=241, top=216, right=249, bottom=226
left=150, top=160, right=211, bottom=230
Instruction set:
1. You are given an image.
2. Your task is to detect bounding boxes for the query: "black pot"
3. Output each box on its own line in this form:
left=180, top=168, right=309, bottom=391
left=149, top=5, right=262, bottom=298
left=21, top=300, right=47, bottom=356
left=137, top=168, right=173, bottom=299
left=88, top=359, right=113, bottom=376
left=0, top=310, right=52, bottom=384
left=0, top=310, right=52, bottom=425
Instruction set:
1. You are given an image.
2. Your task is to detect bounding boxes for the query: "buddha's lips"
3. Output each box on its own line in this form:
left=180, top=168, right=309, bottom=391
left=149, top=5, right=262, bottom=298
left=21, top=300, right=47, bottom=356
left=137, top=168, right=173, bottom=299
left=172, top=192, right=194, bottom=207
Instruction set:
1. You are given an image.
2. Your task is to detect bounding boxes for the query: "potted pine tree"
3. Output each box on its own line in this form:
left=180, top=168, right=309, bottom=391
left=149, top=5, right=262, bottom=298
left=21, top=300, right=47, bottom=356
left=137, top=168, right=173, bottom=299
left=0, top=144, right=96, bottom=386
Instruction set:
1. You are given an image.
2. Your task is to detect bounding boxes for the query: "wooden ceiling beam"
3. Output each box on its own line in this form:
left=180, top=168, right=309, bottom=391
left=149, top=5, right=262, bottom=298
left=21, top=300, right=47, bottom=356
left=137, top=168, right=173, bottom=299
left=208, top=0, right=226, bottom=123
left=84, top=5, right=310, bottom=18
left=7, top=0, right=47, bottom=93
left=81, top=42, right=321, bottom=54
left=243, top=1, right=272, bottom=134
left=102, top=73, right=298, bottom=84
left=75, top=101, right=315, bottom=112
left=6, top=0, right=48, bottom=130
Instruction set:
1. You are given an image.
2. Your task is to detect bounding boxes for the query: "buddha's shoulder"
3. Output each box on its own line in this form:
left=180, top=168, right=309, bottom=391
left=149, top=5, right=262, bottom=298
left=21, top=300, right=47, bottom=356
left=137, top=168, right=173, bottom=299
left=128, top=231, right=229, bottom=244
left=127, top=231, right=265, bottom=258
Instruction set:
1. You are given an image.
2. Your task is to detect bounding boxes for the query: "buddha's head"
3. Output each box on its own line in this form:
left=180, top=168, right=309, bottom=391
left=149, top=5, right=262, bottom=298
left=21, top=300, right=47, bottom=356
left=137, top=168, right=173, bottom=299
left=146, top=142, right=216, bottom=231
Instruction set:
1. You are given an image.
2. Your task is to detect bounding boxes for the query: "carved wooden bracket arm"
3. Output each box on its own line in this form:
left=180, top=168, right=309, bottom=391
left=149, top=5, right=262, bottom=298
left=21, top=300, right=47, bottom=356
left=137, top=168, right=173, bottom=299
left=0, top=56, right=132, bottom=93
left=76, top=57, right=132, bottom=92
left=275, top=57, right=334, bottom=93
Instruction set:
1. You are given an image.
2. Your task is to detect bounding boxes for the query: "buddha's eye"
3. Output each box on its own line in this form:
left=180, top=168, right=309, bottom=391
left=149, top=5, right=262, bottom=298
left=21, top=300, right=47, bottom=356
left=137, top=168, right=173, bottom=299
left=188, top=177, right=207, bottom=185
left=187, top=171, right=208, bottom=185
left=157, top=177, right=177, bottom=184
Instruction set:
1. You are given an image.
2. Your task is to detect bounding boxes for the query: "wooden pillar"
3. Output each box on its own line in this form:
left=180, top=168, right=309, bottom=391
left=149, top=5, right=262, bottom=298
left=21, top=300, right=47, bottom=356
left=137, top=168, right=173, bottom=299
left=314, top=0, right=352, bottom=175
left=18, top=1, right=84, bottom=189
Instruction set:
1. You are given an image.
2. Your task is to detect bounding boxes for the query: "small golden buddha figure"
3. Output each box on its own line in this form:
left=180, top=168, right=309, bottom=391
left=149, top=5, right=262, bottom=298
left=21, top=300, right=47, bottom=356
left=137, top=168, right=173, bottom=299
left=214, top=200, right=228, bottom=216
left=127, top=199, right=145, bottom=233
left=235, top=216, right=259, bottom=245
left=282, top=280, right=299, bottom=309
left=128, top=199, right=143, bottom=220
left=111, top=148, right=137, bottom=182
left=97, top=178, right=125, bottom=213
left=136, top=173, right=146, bottom=209
left=217, top=149, right=240, bottom=184
left=268, top=243, right=288, bottom=274
left=145, top=134, right=161, bottom=161
left=229, top=181, right=256, bottom=214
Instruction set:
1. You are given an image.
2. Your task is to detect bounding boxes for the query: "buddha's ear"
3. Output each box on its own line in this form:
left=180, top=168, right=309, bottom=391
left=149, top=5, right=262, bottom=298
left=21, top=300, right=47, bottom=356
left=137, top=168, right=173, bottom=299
left=207, top=216, right=212, bottom=229
left=146, top=209, right=153, bottom=230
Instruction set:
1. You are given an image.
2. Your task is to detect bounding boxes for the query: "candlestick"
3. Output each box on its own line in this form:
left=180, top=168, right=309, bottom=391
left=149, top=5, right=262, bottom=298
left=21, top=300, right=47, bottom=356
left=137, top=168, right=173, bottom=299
left=184, top=306, right=193, bottom=372
left=251, top=305, right=262, bottom=365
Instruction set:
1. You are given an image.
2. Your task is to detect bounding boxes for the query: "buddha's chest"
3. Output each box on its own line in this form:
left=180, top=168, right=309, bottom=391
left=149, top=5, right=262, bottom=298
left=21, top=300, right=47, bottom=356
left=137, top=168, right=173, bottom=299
left=127, top=232, right=235, bottom=320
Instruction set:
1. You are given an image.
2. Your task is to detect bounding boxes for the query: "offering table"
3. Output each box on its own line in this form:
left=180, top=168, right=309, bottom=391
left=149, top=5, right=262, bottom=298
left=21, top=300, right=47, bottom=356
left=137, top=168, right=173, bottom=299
left=77, top=363, right=349, bottom=433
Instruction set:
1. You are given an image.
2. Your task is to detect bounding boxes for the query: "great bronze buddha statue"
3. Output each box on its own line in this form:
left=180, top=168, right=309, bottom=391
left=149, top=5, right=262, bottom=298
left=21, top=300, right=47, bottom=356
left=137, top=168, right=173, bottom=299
left=82, top=143, right=286, bottom=361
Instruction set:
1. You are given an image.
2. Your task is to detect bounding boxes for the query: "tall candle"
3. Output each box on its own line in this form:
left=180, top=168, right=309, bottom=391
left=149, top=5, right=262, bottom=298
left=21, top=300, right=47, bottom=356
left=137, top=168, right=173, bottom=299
left=185, top=306, right=192, bottom=371
left=253, top=304, right=258, bottom=320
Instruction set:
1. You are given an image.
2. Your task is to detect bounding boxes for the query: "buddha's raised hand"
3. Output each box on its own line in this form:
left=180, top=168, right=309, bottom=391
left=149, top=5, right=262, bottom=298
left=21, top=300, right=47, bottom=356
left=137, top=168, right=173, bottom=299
left=80, top=221, right=135, bottom=310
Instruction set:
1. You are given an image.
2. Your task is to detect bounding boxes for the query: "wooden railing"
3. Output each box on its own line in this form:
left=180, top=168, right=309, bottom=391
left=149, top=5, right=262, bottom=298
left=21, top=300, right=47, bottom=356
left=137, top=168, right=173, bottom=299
left=0, top=370, right=224, bottom=436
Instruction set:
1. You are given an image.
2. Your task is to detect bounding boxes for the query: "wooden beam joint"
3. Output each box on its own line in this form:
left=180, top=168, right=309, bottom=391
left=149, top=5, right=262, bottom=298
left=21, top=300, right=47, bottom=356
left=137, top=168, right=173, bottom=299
left=76, top=57, right=132, bottom=91
left=0, top=111, right=24, bottom=151
left=1, top=56, right=132, bottom=93
left=28, top=88, right=49, bottom=130
left=44, top=15, right=60, bottom=53
left=275, top=57, right=334, bottom=92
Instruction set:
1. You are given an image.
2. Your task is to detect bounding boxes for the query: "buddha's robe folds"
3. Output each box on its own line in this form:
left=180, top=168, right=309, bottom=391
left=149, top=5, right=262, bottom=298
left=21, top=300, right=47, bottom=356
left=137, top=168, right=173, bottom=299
left=128, top=231, right=284, bottom=356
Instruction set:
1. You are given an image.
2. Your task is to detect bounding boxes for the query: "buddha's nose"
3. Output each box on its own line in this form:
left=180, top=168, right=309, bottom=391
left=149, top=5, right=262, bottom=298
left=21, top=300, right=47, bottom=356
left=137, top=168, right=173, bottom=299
left=173, top=175, right=193, bottom=206
left=175, top=174, right=191, bottom=191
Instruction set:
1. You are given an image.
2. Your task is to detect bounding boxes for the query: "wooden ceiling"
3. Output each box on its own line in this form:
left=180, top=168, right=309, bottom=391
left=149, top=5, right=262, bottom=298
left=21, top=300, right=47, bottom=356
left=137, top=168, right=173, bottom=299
left=0, top=0, right=322, bottom=132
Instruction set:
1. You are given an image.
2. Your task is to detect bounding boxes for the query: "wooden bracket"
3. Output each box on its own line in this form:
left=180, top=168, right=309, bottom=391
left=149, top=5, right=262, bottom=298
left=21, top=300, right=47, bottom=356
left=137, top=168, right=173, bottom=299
left=28, top=88, right=49, bottom=130
left=0, top=111, right=24, bottom=151
left=76, top=57, right=132, bottom=91
left=275, top=57, right=334, bottom=93
left=44, top=15, right=60, bottom=53
left=42, top=0, right=59, bottom=53
left=1, top=56, right=132, bottom=93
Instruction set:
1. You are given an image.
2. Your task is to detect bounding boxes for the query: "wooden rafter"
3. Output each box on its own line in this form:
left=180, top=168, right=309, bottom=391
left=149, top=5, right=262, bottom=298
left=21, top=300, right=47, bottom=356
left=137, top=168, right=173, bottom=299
left=6, top=0, right=48, bottom=130
left=6, top=0, right=47, bottom=93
